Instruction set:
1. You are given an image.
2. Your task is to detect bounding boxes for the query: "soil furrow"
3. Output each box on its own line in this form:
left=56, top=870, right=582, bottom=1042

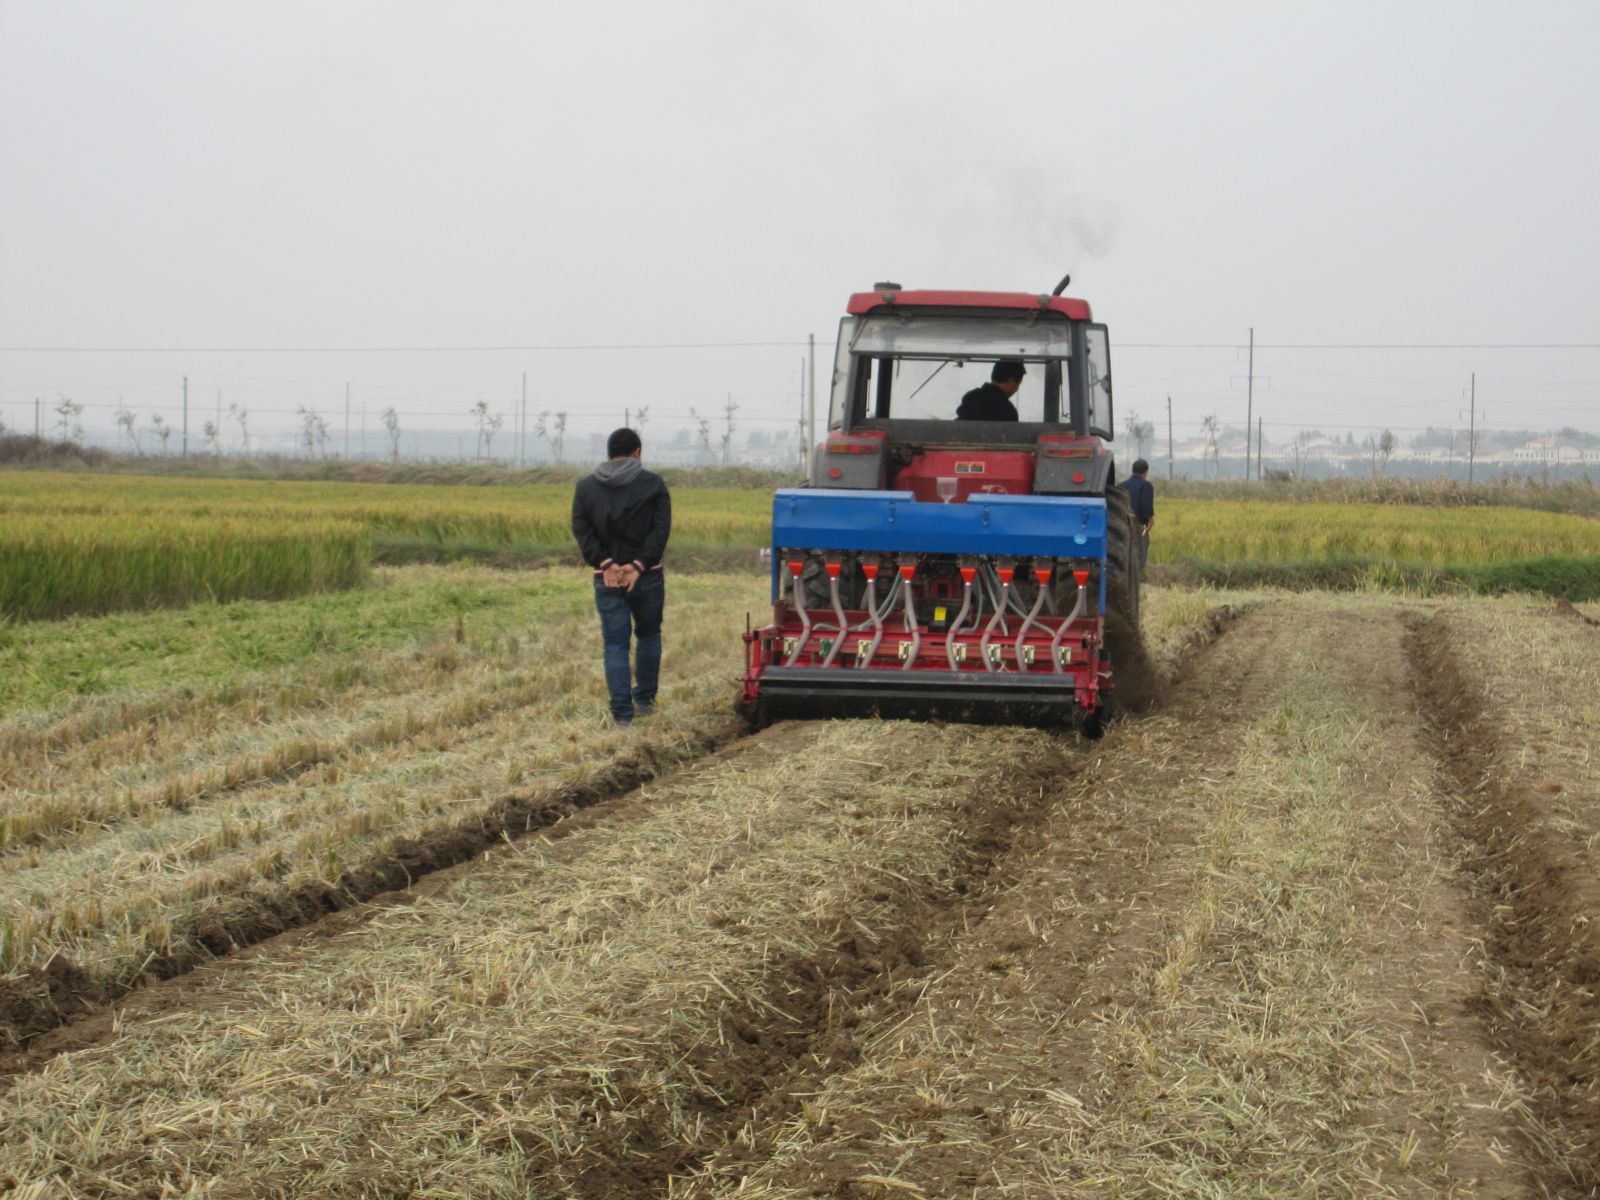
left=699, top=600, right=1541, bottom=1199
left=507, top=730, right=1080, bottom=1200
left=0, top=716, right=748, bottom=1069
left=1407, top=609, right=1600, bottom=1196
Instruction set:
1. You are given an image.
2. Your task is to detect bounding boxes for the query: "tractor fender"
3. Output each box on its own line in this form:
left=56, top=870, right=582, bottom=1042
left=1036, top=438, right=1115, bottom=496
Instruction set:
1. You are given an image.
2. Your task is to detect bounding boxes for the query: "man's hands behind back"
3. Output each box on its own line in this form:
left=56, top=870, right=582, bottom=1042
left=602, top=563, right=641, bottom=591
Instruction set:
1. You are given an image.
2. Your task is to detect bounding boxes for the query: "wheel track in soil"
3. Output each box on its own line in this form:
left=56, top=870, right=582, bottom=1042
left=676, top=603, right=1275, bottom=1199
left=1407, top=610, right=1600, bottom=1196
left=657, top=598, right=1589, bottom=1200
left=1, top=609, right=1246, bottom=1198
left=471, top=601, right=1596, bottom=1200
left=499, top=605, right=1251, bottom=1199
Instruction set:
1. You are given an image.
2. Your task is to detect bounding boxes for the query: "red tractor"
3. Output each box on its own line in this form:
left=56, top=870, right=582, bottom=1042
left=740, top=279, right=1146, bottom=736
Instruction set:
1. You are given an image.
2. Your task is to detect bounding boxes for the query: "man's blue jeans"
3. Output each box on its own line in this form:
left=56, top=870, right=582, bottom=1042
left=593, top=571, right=664, bottom=723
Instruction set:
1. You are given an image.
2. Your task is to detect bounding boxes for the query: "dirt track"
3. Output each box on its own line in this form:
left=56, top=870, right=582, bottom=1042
left=3, top=594, right=1597, bottom=1198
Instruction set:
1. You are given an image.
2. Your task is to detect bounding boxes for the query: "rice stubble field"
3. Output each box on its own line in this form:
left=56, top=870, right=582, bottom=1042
left=3, top=575, right=1599, bottom=1197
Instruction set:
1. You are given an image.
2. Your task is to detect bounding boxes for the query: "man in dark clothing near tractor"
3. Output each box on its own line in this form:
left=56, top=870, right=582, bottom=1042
left=955, top=361, right=1026, bottom=421
left=571, top=428, right=672, bottom=725
left=1122, top=458, right=1155, bottom=570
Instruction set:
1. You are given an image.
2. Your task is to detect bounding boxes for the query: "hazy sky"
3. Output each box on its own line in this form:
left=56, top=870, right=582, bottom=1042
left=3, top=1, right=1598, bottom=456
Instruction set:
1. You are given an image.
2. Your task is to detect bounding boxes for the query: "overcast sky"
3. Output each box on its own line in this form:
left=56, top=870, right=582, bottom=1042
left=3, top=1, right=1597, bottom=456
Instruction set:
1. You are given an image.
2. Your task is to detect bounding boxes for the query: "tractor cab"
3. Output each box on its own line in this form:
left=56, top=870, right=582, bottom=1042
left=814, top=286, right=1118, bottom=501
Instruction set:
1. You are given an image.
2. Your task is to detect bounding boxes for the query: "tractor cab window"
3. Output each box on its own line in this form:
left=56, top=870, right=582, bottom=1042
left=832, top=312, right=1072, bottom=426
left=1084, top=324, right=1112, bottom=438
left=855, top=357, right=1049, bottom=422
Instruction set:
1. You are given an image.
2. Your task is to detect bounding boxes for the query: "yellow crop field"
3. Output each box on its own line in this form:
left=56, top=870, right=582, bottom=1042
left=1155, top=498, right=1600, bottom=566
left=0, top=473, right=769, bottom=620
left=4, top=472, right=1599, bottom=620
left=0, top=472, right=769, bottom=552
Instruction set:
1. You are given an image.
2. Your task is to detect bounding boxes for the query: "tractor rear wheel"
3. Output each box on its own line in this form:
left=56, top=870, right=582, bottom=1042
left=1104, top=484, right=1142, bottom=629
left=1102, top=484, right=1155, bottom=714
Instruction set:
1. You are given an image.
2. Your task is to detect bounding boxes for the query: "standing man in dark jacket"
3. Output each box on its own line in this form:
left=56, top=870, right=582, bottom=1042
left=1122, top=458, right=1155, bottom=571
left=571, top=428, right=672, bottom=725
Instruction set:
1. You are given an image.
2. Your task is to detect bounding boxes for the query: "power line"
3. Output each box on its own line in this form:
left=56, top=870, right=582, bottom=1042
left=1122, top=342, right=1600, bottom=350
left=6, top=340, right=1600, bottom=354
left=14, top=398, right=804, bottom=423
left=0, top=340, right=812, bottom=353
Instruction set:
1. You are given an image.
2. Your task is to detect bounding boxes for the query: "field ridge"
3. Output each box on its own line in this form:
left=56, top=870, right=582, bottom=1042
left=1407, top=611, right=1600, bottom=1194
left=0, top=715, right=745, bottom=1067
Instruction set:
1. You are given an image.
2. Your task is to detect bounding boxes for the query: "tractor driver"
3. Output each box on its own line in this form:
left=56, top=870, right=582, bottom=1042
left=955, top=361, right=1025, bottom=421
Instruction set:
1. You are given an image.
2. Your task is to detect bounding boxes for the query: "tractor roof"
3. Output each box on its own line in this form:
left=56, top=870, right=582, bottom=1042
left=846, top=289, right=1093, bottom=321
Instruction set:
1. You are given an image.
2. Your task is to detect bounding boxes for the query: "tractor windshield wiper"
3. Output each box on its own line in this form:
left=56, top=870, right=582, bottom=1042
left=906, top=359, right=961, bottom=403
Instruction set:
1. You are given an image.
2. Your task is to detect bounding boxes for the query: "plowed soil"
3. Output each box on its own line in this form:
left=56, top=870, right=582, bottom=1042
left=3, top=593, right=1597, bottom=1198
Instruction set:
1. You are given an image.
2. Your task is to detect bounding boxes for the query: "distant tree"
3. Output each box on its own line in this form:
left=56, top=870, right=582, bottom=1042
left=632, top=405, right=649, bottom=442
left=1411, top=426, right=1454, bottom=450
left=719, top=395, right=739, bottom=466
left=54, top=396, right=84, bottom=444
left=688, top=407, right=715, bottom=463
left=381, top=406, right=402, bottom=463
left=1376, top=429, right=1396, bottom=475
left=471, top=400, right=504, bottom=462
left=1290, top=430, right=1314, bottom=479
left=1199, top=413, right=1221, bottom=478
left=534, top=410, right=568, bottom=463
left=150, top=412, right=172, bottom=454
left=203, top=419, right=222, bottom=456
left=1123, top=413, right=1155, bottom=459
left=229, top=402, right=251, bottom=455
left=298, top=406, right=329, bottom=458
left=116, top=405, right=141, bottom=455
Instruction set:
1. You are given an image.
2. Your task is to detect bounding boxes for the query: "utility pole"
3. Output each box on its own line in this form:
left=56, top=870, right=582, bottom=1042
left=181, top=375, right=189, bottom=458
left=343, top=384, right=350, bottom=459
left=1166, top=395, right=1174, bottom=480
left=1468, top=371, right=1477, bottom=486
left=798, top=356, right=807, bottom=472
left=1244, top=327, right=1254, bottom=481
left=35, top=397, right=42, bottom=439
left=806, top=333, right=817, bottom=477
